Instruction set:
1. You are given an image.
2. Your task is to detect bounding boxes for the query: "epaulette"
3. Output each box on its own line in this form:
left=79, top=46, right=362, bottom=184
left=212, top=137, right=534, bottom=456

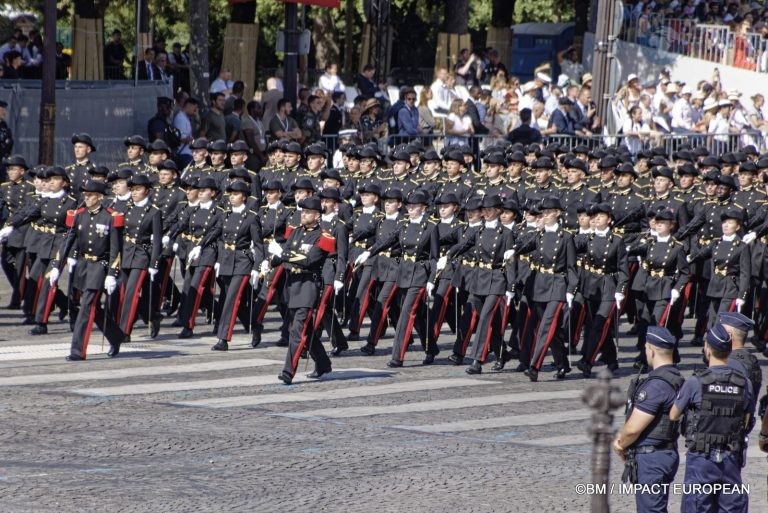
left=217, top=206, right=227, bottom=212
left=0, top=181, right=9, bottom=186
left=248, top=209, right=258, bottom=216
left=563, top=227, right=576, bottom=235
left=67, top=194, right=76, bottom=201
left=588, top=186, right=600, bottom=193
left=704, top=199, right=717, bottom=205
left=457, top=219, right=467, bottom=226
left=65, top=164, right=75, bottom=170
left=734, top=202, right=745, bottom=209
left=117, top=161, right=131, bottom=167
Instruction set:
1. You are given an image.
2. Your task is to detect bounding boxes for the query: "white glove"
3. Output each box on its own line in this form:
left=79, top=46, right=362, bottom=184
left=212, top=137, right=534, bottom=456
left=354, top=250, right=370, bottom=266
left=670, top=289, right=680, bottom=305
left=48, top=267, right=60, bottom=287
left=0, top=225, right=13, bottom=242
left=614, top=292, right=625, bottom=309
left=743, top=231, right=757, bottom=244
left=566, top=292, right=574, bottom=308
left=67, top=257, right=77, bottom=273
left=214, top=262, right=220, bottom=278
left=505, top=290, right=514, bottom=305
left=250, top=269, right=260, bottom=287
left=503, top=249, right=515, bottom=261
left=426, top=282, right=435, bottom=298
left=162, top=235, right=171, bottom=248
left=148, top=268, right=159, bottom=281
left=268, top=239, right=283, bottom=257
left=188, top=246, right=202, bottom=261
left=436, top=256, right=447, bottom=271
left=686, top=255, right=693, bottom=263
left=172, top=242, right=179, bottom=252
left=104, top=275, right=117, bottom=295
left=735, top=299, right=745, bottom=312
left=333, top=280, right=344, bottom=294
left=260, top=260, right=270, bottom=276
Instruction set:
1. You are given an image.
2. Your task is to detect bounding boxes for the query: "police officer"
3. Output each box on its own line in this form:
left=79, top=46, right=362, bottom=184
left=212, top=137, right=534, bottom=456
left=613, top=326, right=683, bottom=513
left=0, top=155, right=35, bottom=308
left=670, top=323, right=753, bottom=513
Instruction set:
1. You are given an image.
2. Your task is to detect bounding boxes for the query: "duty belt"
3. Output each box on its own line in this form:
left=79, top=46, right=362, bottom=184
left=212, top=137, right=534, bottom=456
left=714, top=267, right=729, bottom=277
left=182, top=233, right=203, bottom=244
left=633, top=442, right=677, bottom=453
left=585, top=264, right=612, bottom=275
left=402, top=254, right=416, bottom=262
left=81, top=253, right=105, bottom=262
left=224, top=242, right=237, bottom=251
left=354, top=241, right=368, bottom=249
left=124, top=235, right=147, bottom=245
left=462, top=261, right=476, bottom=268
left=379, top=250, right=391, bottom=258
left=649, top=268, right=671, bottom=278
left=537, top=266, right=557, bottom=275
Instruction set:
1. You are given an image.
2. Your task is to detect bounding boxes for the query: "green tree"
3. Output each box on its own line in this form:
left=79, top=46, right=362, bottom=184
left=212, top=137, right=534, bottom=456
left=514, top=0, right=575, bottom=23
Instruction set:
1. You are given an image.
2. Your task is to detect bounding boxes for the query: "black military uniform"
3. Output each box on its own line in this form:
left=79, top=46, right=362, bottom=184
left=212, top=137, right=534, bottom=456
left=118, top=135, right=154, bottom=181
left=66, top=134, right=98, bottom=202
left=0, top=155, right=35, bottom=308
left=180, top=138, right=212, bottom=182
left=558, top=159, right=598, bottom=229
left=152, top=160, right=186, bottom=313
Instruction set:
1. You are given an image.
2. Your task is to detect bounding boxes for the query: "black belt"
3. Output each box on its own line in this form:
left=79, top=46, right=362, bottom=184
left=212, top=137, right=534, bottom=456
left=633, top=442, right=677, bottom=453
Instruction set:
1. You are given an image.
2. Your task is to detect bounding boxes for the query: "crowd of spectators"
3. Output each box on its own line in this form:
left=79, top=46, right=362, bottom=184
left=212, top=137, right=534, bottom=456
left=627, top=1, right=768, bottom=25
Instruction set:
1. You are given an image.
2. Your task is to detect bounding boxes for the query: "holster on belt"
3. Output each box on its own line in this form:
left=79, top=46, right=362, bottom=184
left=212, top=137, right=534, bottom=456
left=621, top=450, right=638, bottom=484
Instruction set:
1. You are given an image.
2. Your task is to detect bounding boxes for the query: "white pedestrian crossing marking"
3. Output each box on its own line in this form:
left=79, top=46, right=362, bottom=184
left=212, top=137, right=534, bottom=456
left=392, top=409, right=592, bottom=433
left=0, top=342, right=155, bottom=362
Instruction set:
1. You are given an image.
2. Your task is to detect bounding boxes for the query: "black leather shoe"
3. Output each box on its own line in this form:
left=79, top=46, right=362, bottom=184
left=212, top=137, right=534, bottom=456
left=448, top=354, right=464, bottom=365
left=277, top=372, right=292, bottom=385
left=107, top=343, right=121, bottom=357
left=212, top=339, right=228, bottom=351
left=22, top=316, right=36, bottom=325
left=360, top=344, right=376, bottom=355
left=150, top=319, right=161, bottom=339
left=690, top=336, right=704, bottom=347
left=524, top=368, right=539, bottom=382
left=29, top=324, right=47, bottom=335
left=465, top=361, right=482, bottom=374
left=347, top=332, right=361, bottom=342
left=576, top=360, right=591, bottom=378
left=329, top=347, right=345, bottom=357
left=65, top=355, right=84, bottom=361
left=275, top=339, right=289, bottom=347
left=422, top=354, right=435, bottom=365
left=124, top=335, right=131, bottom=343
left=307, top=367, right=331, bottom=379
left=251, top=326, right=263, bottom=348
left=179, top=327, right=193, bottom=339
left=555, top=367, right=570, bottom=380
left=386, top=360, right=402, bottom=368
left=58, top=306, right=67, bottom=321
left=492, top=359, right=506, bottom=371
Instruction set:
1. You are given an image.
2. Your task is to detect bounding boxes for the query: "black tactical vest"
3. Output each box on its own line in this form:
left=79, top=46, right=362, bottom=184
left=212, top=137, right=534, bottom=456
left=626, top=367, right=684, bottom=445
left=730, top=349, right=762, bottom=399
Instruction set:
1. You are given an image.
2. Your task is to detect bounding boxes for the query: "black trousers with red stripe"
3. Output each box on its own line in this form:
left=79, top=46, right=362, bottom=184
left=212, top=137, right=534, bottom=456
left=118, top=268, right=160, bottom=336
left=251, top=266, right=289, bottom=343
left=466, top=294, right=504, bottom=364
left=515, top=295, right=536, bottom=366
left=453, top=287, right=475, bottom=358
left=33, top=258, right=66, bottom=325
left=635, top=295, right=674, bottom=364
left=216, top=274, right=251, bottom=341
left=366, top=280, right=399, bottom=346
left=282, top=306, right=331, bottom=378
left=1, top=245, right=25, bottom=306
left=529, top=300, right=569, bottom=372
left=579, top=298, right=618, bottom=366
left=428, top=278, right=457, bottom=346
left=312, top=285, right=348, bottom=349
left=391, top=286, right=428, bottom=363
left=69, top=288, right=125, bottom=359
left=22, top=252, right=37, bottom=318
left=706, top=296, right=737, bottom=329
left=178, top=265, right=213, bottom=331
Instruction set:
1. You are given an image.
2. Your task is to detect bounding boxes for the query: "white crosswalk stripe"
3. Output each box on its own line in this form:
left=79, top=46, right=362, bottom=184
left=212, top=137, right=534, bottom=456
left=0, top=342, right=156, bottom=361
left=391, top=410, right=592, bottom=434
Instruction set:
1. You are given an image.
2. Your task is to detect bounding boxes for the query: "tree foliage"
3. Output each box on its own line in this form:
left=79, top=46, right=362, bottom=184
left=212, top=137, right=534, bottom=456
left=514, top=0, right=575, bottom=23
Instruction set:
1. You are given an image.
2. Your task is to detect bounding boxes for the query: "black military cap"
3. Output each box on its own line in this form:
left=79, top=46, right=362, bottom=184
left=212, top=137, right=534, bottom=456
left=382, top=188, right=403, bottom=202
left=128, top=175, right=152, bottom=188
left=720, top=153, right=738, bottom=165
left=80, top=180, right=107, bottom=195
left=458, top=145, right=474, bottom=156
left=536, top=149, right=555, bottom=160
left=733, top=151, right=748, bottom=163
left=677, top=162, right=699, bottom=176
left=359, top=183, right=381, bottom=196
left=740, top=144, right=758, bottom=156
left=318, top=188, right=341, bottom=202
left=422, top=149, right=440, bottom=162
left=650, top=156, right=668, bottom=167
left=587, top=202, right=613, bottom=217
left=3, top=154, right=27, bottom=169
left=190, top=138, right=210, bottom=150
left=672, top=150, right=693, bottom=162
left=358, top=147, right=379, bottom=160
left=652, top=166, right=674, bottom=180
left=444, top=150, right=465, bottom=163
left=692, top=146, right=710, bottom=158
left=573, top=145, right=590, bottom=155
left=532, top=156, right=555, bottom=170
left=46, top=166, right=69, bottom=180
left=539, top=195, right=563, bottom=211
left=71, top=133, right=96, bottom=151
left=465, top=196, right=483, bottom=211
left=181, top=176, right=199, bottom=189
left=706, top=323, right=732, bottom=352
left=435, top=193, right=460, bottom=205
left=636, top=149, right=653, bottom=159
left=715, top=174, right=738, bottom=189
left=319, top=169, right=344, bottom=185
left=758, top=158, right=768, bottom=170
left=228, top=167, right=252, bottom=183
left=390, top=149, right=411, bottom=162
left=568, top=159, right=588, bottom=174
left=508, top=151, right=527, bottom=164
left=267, top=140, right=283, bottom=153
left=700, top=156, right=721, bottom=169
left=262, top=180, right=285, bottom=192
left=346, top=146, right=361, bottom=159
left=124, top=135, right=147, bottom=149
left=646, top=326, right=676, bottom=349
left=158, top=159, right=178, bottom=172
left=481, top=195, right=502, bottom=209
left=108, top=168, right=133, bottom=182
left=720, top=209, right=744, bottom=223
left=526, top=143, right=541, bottom=155
left=405, top=190, right=430, bottom=205
left=89, top=165, right=109, bottom=177
left=228, top=140, right=250, bottom=154
left=739, top=162, right=758, bottom=174
left=305, top=143, right=328, bottom=157
left=598, top=155, right=617, bottom=169
left=502, top=199, right=520, bottom=214
left=575, top=203, right=588, bottom=214
left=405, top=142, right=423, bottom=155
left=650, top=146, right=667, bottom=157
left=208, top=139, right=228, bottom=153
left=197, top=177, right=219, bottom=191
left=226, top=181, right=250, bottom=194
left=484, top=152, right=506, bottom=165
left=148, top=139, right=171, bottom=153
left=614, top=163, right=637, bottom=178
left=702, top=170, right=721, bottom=182
left=654, top=209, right=675, bottom=221
left=299, top=197, right=322, bottom=212
left=291, top=178, right=316, bottom=192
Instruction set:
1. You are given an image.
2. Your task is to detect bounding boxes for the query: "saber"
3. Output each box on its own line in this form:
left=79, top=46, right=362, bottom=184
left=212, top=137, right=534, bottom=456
left=148, top=272, right=153, bottom=337
left=425, top=287, right=431, bottom=354
left=614, top=301, right=620, bottom=371
left=567, top=302, right=572, bottom=367
left=498, top=298, right=511, bottom=362
left=101, top=289, right=109, bottom=352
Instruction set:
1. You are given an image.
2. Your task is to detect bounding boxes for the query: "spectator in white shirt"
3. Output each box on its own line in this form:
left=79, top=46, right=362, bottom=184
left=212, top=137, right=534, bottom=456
left=622, top=105, right=648, bottom=156
left=318, top=63, right=345, bottom=95
left=544, top=86, right=562, bottom=116
left=671, top=86, right=694, bottom=132
left=519, top=82, right=538, bottom=112
left=708, top=100, right=733, bottom=144
left=430, top=68, right=449, bottom=111
left=173, top=97, right=199, bottom=166
left=210, top=68, right=234, bottom=96
left=444, top=99, right=473, bottom=146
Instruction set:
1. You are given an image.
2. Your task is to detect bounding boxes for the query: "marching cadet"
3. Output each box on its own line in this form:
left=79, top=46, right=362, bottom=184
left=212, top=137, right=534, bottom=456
left=559, top=157, right=598, bottom=229
left=66, top=133, right=98, bottom=202
left=520, top=156, right=559, bottom=207
left=628, top=209, right=689, bottom=371
left=47, top=180, right=125, bottom=360
left=170, top=177, right=223, bottom=338
left=88, top=166, right=110, bottom=185
left=425, top=193, right=464, bottom=361
left=415, top=149, right=442, bottom=202
left=119, top=135, right=152, bottom=179
left=180, top=138, right=211, bottom=182
left=504, top=151, right=528, bottom=201
left=107, top=168, right=134, bottom=212
left=382, top=149, right=419, bottom=199
left=228, top=141, right=261, bottom=199
left=671, top=162, right=702, bottom=219
left=647, top=166, right=688, bottom=229
left=573, top=203, right=628, bottom=378
left=359, top=189, right=404, bottom=355
left=496, top=198, right=522, bottom=368
left=613, top=326, right=683, bottom=513
left=146, top=140, right=172, bottom=174
left=0, top=166, right=76, bottom=335
left=319, top=169, right=353, bottom=221
left=354, top=190, right=439, bottom=367
left=153, top=160, right=186, bottom=315
left=603, top=163, right=646, bottom=243
left=438, top=194, right=515, bottom=373
left=687, top=209, right=751, bottom=327
left=117, top=175, right=163, bottom=340
left=250, top=179, right=290, bottom=348
left=670, top=324, right=753, bottom=513
left=211, top=182, right=263, bottom=351
left=435, top=150, right=473, bottom=206
left=511, top=195, right=577, bottom=382
left=266, top=196, right=336, bottom=385
left=0, top=155, right=35, bottom=308
left=286, top=178, right=316, bottom=227
left=475, top=152, right=517, bottom=202
left=277, top=141, right=305, bottom=194
left=258, top=141, right=285, bottom=188
left=593, top=155, right=617, bottom=194
left=18, top=167, right=47, bottom=324
left=298, top=142, right=328, bottom=190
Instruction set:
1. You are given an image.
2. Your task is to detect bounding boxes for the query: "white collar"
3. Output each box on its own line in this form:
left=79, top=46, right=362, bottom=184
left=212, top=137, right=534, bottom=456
left=385, top=213, right=399, bottom=220
left=232, top=204, right=246, bottom=214
left=48, top=189, right=65, bottom=199
left=362, top=205, right=376, bottom=214
left=649, top=229, right=658, bottom=238
left=579, top=227, right=593, bottom=234
left=409, top=214, right=424, bottom=224
left=722, top=234, right=736, bottom=242
left=322, top=212, right=336, bottom=222
left=133, top=197, right=149, bottom=207
left=503, top=222, right=515, bottom=230
left=199, top=201, right=213, bottom=210
left=268, top=201, right=281, bottom=210
left=117, top=192, right=131, bottom=201
left=594, top=228, right=610, bottom=237
left=441, top=216, right=455, bottom=224
left=484, top=219, right=499, bottom=229
left=39, top=191, right=50, bottom=198
left=656, top=234, right=670, bottom=242
left=469, top=221, right=483, bottom=227
left=526, top=221, right=538, bottom=229
left=544, top=222, right=559, bottom=233
left=188, top=200, right=199, bottom=208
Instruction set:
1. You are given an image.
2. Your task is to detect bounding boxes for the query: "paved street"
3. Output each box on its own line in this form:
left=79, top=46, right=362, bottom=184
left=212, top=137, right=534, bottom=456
left=0, top=282, right=766, bottom=512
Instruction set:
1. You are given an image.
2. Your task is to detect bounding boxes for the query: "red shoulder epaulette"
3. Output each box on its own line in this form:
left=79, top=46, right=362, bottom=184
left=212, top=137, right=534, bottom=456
left=65, top=207, right=86, bottom=228
left=109, top=208, right=125, bottom=228
left=316, top=230, right=336, bottom=253
left=284, top=225, right=294, bottom=239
